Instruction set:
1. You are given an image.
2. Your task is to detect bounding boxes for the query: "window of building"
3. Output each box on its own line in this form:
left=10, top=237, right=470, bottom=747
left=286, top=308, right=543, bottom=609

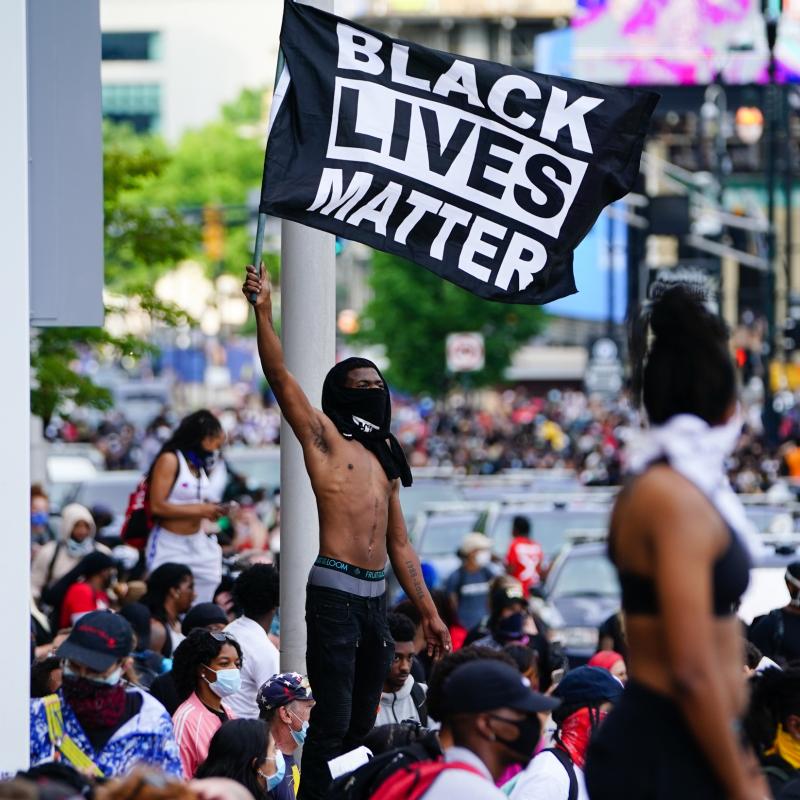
left=102, top=83, right=161, bottom=133
left=102, top=32, right=160, bottom=61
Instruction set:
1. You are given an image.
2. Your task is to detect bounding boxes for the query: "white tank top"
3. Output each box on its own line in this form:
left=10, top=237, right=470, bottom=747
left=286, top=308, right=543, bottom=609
left=168, top=450, right=210, bottom=505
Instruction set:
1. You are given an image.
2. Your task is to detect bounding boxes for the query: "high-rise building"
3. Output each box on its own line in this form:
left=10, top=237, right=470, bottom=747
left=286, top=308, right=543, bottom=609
left=100, top=0, right=282, bottom=140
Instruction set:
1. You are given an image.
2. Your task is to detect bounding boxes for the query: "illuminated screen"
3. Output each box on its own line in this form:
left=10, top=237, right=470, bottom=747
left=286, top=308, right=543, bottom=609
left=537, top=0, right=800, bottom=85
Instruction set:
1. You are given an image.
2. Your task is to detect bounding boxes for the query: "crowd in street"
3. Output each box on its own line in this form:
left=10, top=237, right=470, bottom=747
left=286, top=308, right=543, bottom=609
left=43, top=383, right=800, bottom=492
left=18, top=425, right=800, bottom=800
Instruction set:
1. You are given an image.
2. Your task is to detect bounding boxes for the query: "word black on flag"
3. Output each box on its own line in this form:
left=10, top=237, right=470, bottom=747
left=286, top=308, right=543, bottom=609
left=261, top=1, right=658, bottom=305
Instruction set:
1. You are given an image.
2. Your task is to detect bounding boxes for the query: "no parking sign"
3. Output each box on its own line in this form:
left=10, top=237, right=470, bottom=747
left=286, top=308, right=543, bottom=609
left=446, top=332, right=485, bottom=372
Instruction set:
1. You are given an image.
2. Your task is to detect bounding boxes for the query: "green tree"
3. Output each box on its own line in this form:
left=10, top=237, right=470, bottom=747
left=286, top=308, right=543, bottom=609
left=354, top=252, right=545, bottom=396
left=31, top=122, right=195, bottom=425
left=139, top=88, right=267, bottom=276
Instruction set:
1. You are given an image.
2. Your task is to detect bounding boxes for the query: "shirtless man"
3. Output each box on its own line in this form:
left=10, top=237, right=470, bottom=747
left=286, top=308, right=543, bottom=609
left=243, top=265, right=451, bottom=800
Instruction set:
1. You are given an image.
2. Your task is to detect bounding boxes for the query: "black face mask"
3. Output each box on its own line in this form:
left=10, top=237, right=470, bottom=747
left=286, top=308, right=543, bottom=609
left=488, top=713, right=542, bottom=767
left=321, top=357, right=413, bottom=487
left=494, top=612, right=526, bottom=642
left=334, top=387, right=388, bottom=430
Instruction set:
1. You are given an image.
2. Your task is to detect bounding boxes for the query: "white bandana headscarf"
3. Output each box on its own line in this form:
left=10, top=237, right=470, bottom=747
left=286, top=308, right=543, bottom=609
left=625, top=412, right=762, bottom=557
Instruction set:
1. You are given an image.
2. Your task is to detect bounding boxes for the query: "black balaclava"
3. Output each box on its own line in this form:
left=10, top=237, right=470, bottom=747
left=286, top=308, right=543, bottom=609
left=322, top=357, right=412, bottom=487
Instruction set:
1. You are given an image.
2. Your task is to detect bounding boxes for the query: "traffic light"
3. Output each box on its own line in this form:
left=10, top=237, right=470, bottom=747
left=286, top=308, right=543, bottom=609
left=784, top=319, right=800, bottom=355
left=202, top=205, right=224, bottom=262
left=736, top=347, right=755, bottom=383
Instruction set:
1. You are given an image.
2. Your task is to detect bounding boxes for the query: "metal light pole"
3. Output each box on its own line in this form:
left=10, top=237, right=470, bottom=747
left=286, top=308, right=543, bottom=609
left=252, top=0, right=336, bottom=674
left=763, top=6, right=780, bottom=445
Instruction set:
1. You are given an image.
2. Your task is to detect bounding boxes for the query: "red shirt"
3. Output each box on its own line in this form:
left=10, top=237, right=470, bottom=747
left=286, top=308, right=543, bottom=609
left=506, top=537, right=544, bottom=595
left=59, top=582, right=110, bottom=629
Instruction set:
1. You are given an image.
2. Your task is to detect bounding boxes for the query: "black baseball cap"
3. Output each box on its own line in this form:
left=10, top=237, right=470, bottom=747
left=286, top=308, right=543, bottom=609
left=56, top=611, right=133, bottom=672
left=441, top=660, right=560, bottom=717
left=182, top=602, right=229, bottom=636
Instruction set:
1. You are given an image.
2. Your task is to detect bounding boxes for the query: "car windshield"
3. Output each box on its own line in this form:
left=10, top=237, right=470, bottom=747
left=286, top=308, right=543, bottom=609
left=74, top=479, right=139, bottom=515
left=225, top=451, right=281, bottom=492
left=550, top=552, right=620, bottom=599
left=418, top=513, right=482, bottom=556
left=400, top=481, right=463, bottom=521
left=490, top=509, right=610, bottom=558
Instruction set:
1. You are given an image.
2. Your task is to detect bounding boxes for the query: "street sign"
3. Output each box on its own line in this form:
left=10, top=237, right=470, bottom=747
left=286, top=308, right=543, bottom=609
left=585, top=337, right=623, bottom=395
left=446, top=333, right=485, bottom=373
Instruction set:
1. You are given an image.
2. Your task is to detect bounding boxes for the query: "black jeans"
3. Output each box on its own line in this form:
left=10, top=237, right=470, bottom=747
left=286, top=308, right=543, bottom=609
left=298, top=584, right=394, bottom=800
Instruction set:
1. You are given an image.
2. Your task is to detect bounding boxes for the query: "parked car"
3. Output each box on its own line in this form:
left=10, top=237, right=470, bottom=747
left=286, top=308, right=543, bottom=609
left=480, top=494, right=612, bottom=564
left=532, top=536, right=620, bottom=664
left=534, top=532, right=800, bottom=665
left=59, top=470, right=141, bottom=542
left=224, top=446, right=281, bottom=495
left=407, top=501, right=490, bottom=590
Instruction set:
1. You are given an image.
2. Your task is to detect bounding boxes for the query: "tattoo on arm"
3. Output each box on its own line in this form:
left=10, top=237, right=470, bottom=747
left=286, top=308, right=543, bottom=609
left=406, top=560, right=425, bottom=601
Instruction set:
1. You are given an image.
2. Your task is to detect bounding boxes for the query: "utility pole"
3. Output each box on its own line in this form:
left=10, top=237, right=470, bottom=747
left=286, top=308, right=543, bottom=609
left=606, top=211, right=615, bottom=337
left=276, top=0, right=336, bottom=673
left=763, top=5, right=780, bottom=445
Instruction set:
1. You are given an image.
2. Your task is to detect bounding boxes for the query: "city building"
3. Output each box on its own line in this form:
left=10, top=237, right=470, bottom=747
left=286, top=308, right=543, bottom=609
left=100, top=0, right=282, bottom=140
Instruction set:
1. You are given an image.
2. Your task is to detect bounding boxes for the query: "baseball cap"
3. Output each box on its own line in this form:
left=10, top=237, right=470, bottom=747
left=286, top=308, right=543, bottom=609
left=441, top=660, right=560, bottom=717
left=257, top=672, right=314, bottom=715
left=553, top=666, right=624, bottom=706
left=56, top=611, right=133, bottom=673
left=458, top=532, right=491, bottom=557
left=182, top=602, right=230, bottom=636
left=491, top=583, right=527, bottom=614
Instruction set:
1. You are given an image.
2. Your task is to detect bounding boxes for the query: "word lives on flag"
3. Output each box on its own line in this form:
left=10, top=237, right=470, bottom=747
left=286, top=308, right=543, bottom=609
left=260, top=1, right=658, bottom=304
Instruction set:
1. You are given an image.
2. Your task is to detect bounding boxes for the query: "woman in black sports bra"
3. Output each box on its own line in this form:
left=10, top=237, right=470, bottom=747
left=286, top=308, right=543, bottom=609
left=585, top=285, right=768, bottom=800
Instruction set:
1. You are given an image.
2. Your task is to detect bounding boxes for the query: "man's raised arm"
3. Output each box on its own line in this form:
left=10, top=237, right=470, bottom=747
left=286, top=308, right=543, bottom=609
left=243, top=264, right=325, bottom=446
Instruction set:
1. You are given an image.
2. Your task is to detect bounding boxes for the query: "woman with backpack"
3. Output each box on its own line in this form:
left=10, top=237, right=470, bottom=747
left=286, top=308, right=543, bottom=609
left=144, top=410, right=227, bottom=604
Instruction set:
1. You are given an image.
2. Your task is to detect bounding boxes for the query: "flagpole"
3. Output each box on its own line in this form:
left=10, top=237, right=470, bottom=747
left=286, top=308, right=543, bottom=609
left=272, top=0, right=336, bottom=676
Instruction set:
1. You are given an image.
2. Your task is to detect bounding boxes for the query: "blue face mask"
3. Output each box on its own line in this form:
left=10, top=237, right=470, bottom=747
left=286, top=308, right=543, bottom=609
left=260, top=750, right=286, bottom=792
left=289, top=710, right=309, bottom=747
left=203, top=666, right=241, bottom=698
left=31, top=512, right=49, bottom=528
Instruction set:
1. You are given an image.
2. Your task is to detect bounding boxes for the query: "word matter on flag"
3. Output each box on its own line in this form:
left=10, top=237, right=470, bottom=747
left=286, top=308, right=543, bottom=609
left=261, top=1, right=658, bottom=304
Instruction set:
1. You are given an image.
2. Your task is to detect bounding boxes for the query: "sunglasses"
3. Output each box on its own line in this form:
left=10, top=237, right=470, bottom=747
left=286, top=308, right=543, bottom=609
left=207, top=631, right=239, bottom=644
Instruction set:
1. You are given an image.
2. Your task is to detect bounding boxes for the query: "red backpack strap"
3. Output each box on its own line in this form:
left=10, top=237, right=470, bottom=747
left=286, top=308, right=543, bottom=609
left=372, top=759, right=486, bottom=800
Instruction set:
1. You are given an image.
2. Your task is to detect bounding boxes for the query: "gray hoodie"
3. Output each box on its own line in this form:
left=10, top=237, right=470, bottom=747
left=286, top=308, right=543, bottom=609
left=375, top=674, right=426, bottom=727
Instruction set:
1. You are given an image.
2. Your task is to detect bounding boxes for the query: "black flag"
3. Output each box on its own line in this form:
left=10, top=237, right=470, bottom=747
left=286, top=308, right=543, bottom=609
left=261, top=1, right=658, bottom=304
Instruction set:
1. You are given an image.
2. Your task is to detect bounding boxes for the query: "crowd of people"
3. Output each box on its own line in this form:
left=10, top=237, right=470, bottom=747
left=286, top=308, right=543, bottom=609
left=20, top=265, right=800, bottom=800
left=20, top=457, right=800, bottom=800
left=44, top=379, right=800, bottom=495
left=21, top=550, right=800, bottom=800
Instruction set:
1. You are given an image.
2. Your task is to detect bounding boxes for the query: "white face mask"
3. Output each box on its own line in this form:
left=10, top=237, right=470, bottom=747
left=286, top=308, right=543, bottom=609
left=475, top=549, right=492, bottom=567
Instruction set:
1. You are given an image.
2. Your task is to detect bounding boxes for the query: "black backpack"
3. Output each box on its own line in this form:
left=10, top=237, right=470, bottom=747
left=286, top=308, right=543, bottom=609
left=410, top=682, right=428, bottom=727
left=326, top=731, right=442, bottom=800
left=542, top=748, right=578, bottom=800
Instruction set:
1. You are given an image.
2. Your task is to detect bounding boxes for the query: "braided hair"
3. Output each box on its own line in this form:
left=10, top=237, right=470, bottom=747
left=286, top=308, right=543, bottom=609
left=630, top=279, right=735, bottom=426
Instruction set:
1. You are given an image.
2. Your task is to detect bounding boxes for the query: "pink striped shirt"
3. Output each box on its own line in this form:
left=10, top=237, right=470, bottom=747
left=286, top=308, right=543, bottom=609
left=172, top=692, right=235, bottom=778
